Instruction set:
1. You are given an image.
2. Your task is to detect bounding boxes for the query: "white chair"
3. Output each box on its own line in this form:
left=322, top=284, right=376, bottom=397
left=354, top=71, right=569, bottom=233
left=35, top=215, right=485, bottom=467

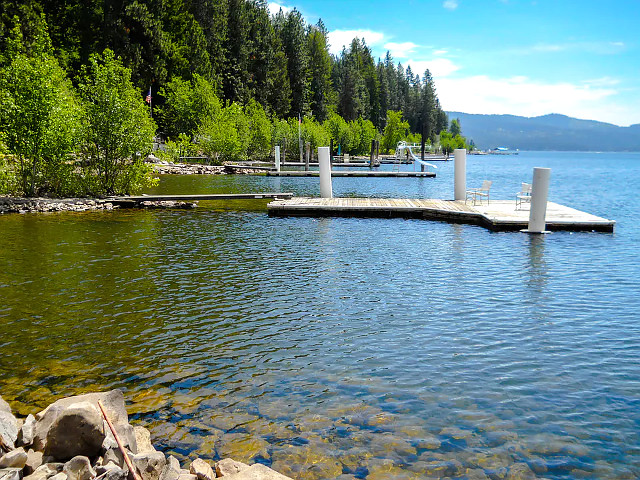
left=466, top=180, right=492, bottom=205
left=515, top=182, right=532, bottom=210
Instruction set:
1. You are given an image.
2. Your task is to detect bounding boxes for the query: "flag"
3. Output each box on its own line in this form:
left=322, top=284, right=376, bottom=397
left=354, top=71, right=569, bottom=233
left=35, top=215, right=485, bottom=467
left=145, top=86, right=152, bottom=104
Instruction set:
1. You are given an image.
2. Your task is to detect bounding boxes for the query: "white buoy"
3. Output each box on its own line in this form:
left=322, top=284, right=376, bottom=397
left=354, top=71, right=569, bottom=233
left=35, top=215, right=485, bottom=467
left=454, top=149, right=467, bottom=200
left=274, top=146, right=281, bottom=172
left=318, top=146, right=333, bottom=198
left=524, top=167, right=551, bottom=234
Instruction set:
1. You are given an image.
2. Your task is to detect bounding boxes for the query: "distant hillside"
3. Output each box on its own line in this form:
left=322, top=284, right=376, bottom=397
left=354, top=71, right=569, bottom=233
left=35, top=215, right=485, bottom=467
left=446, top=112, right=640, bottom=151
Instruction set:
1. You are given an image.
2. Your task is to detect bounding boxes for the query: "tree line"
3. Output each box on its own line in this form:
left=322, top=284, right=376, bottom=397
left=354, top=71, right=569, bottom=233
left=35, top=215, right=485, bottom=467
left=0, top=0, right=471, bottom=197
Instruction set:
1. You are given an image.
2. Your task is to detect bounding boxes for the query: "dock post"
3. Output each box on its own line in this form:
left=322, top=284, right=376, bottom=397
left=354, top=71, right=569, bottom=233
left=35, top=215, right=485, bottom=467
left=275, top=145, right=281, bottom=172
left=454, top=148, right=466, bottom=200
left=524, top=167, right=551, bottom=234
left=421, top=134, right=426, bottom=172
left=370, top=139, right=375, bottom=168
left=329, top=139, right=334, bottom=165
left=318, top=146, right=333, bottom=198
left=305, top=142, right=310, bottom=171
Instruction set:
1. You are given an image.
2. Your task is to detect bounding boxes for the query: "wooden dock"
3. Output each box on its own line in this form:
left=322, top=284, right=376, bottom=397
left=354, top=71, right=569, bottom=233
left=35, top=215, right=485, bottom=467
left=265, top=171, right=436, bottom=178
left=267, top=198, right=615, bottom=232
left=106, top=193, right=293, bottom=207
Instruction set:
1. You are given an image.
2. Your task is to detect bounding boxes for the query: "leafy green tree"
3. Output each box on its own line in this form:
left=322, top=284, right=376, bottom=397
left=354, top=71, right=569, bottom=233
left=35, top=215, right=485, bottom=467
left=244, top=99, right=271, bottom=159
left=0, top=19, right=83, bottom=196
left=78, top=49, right=157, bottom=195
left=271, top=118, right=294, bottom=160
left=382, top=110, right=409, bottom=153
left=324, top=112, right=352, bottom=153
left=158, top=74, right=221, bottom=139
left=198, top=102, right=249, bottom=162
left=300, top=117, right=329, bottom=158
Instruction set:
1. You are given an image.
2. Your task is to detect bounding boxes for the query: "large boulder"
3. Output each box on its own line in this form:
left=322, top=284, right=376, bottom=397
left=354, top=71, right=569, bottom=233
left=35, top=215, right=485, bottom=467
left=24, top=463, right=64, bottom=480
left=0, top=448, right=27, bottom=469
left=0, top=468, right=22, bottom=480
left=0, top=402, right=19, bottom=451
left=33, top=391, right=136, bottom=456
left=40, top=402, right=104, bottom=461
left=24, top=451, right=43, bottom=475
left=133, top=428, right=155, bottom=455
left=17, top=416, right=36, bottom=448
left=188, top=460, right=214, bottom=480
left=220, top=464, right=292, bottom=480
left=131, top=451, right=166, bottom=480
left=215, top=459, right=249, bottom=478
left=62, top=457, right=95, bottom=480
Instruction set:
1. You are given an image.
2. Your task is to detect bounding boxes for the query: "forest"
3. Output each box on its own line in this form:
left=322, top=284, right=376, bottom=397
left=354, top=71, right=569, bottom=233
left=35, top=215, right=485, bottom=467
left=0, top=0, right=469, bottom=197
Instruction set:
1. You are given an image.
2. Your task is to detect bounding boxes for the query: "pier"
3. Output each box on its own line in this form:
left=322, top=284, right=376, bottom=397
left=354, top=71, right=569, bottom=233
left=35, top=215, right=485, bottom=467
left=265, top=171, right=436, bottom=178
left=268, top=197, right=615, bottom=232
left=105, top=193, right=293, bottom=207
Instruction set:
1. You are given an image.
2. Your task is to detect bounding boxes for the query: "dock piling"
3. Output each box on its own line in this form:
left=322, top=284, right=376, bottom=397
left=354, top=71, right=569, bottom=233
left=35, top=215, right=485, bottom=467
left=524, top=167, right=551, bottom=233
left=275, top=146, right=281, bottom=172
left=318, top=147, right=333, bottom=198
left=454, top=149, right=467, bottom=200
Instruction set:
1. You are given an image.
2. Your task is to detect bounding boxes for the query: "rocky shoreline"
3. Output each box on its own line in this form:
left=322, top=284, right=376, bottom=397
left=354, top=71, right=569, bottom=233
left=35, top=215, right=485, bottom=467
left=0, top=390, right=291, bottom=480
left=152, top=163, right=265, bottom=175
left=0, top=198, right=198, bottom=215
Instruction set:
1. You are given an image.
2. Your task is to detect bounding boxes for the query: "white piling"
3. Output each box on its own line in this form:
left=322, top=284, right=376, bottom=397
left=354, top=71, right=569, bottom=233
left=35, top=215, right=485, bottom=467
left=318, top=146, right=333, bottom=198
left=525, top=167, right=551, bottom=234
left=274, top=146, right=281, bottom=172
left=454, top=149, right=467, bottom=201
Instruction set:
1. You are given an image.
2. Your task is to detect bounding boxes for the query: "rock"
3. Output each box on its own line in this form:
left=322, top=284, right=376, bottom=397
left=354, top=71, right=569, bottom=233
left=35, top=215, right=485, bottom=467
left=25, top=463, right=64, bottom=480
left=0, top=468, right=22, bottom=480
left=0, top=410, right=19, bottom=451
left=131, top=451, right=166, bottom=480
left=103, top=448, right=130, bottom=469
left=176, top=475, right=196, bottom=480
left=25, top=450, right=43, bottom=475
left=42, top=402, right=104, bottom=461
left=49, top=474, right=66, bottom=480
left=215, top=459, right=250, bottom=477
left=0, top=398, right=11, bottom=414
left=0, top=448, right=27, bottom=469
left=18, top=416, right=36, bottom=448
left=219, top=464, right=292, bottom=480
left=62, top=457, right=95, bottom=480
left=33, top=390, right=136, bottom=454
left=188, top=459, right=214, bottom=480
left=159, top=457, right=180, bottom=480
left=133, top=427, right=155, bottom=454
left=506, top=463, right=536, bottom=480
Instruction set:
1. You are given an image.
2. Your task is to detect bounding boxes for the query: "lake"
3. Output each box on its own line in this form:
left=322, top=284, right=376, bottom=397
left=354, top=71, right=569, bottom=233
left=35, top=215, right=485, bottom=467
left=1, top=151, right=639, bottom=479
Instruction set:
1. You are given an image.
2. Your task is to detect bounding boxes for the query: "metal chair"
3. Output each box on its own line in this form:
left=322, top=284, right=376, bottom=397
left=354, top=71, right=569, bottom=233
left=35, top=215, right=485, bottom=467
left=515, top=182, right=532, bottom=210
left=466, top=180, right=492, bottom=205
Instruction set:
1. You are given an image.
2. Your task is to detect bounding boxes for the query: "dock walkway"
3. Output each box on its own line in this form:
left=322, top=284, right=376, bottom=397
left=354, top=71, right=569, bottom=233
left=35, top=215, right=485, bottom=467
left=268, top=197, right=615, bottom=232
left=266, top=171, right=435, bottom=178
left=106, top=193, right=293, bottom=207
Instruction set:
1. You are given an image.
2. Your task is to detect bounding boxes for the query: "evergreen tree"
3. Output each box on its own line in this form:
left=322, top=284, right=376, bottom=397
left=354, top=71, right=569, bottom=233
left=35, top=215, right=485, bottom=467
left=276, top=8, right=309, bottom=117
left=306, top=20, right=334, bottom=121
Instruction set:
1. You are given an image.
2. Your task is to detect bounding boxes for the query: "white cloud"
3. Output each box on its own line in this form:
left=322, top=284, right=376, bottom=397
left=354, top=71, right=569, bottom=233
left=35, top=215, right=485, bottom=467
left=436, top=75, right=639, bottom=126
left=327, top=30, right=385, bottom=55
left=383, top=42, right=418, bottom=59
left=443, top=0, right=459, bottom=10
left=267, top=2, right=292, bottom=16
left=406, top=58, right=460, bottom=78
left=433, top=49, right=448, bottom=56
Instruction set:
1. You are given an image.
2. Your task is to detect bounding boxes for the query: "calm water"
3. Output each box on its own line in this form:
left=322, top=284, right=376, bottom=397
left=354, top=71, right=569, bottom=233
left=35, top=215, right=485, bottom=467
left=1, top=152, right=639, bottom=480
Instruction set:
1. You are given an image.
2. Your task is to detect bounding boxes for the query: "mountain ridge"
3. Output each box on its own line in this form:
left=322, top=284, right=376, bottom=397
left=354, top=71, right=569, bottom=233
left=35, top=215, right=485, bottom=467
left=446, top=112, right=640, bottom=151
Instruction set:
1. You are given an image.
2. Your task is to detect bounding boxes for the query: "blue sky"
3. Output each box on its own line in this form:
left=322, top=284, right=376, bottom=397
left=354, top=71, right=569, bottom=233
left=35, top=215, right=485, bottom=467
left=268, top=0, right=640, bottom=126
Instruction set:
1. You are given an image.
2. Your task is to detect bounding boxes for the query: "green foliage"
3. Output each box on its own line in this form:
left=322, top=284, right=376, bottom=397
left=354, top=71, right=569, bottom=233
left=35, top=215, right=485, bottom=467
left=439, top=130, right=468, bottom=155
left=78, top=49, right=157, bottom=195
left=300, top=117, right=329, bottom=158
left=450, top=118, right=462, bottom=136
left=271, top=118, right=295, bottom=159
left=382, top=110, right=409, bottom=153
left=324, top=112, right=351, bottom=151
left=244, top=99, right=271, bottom=159
left=0, top=147, right=18, bottom=194
left=158, top=74, right=221, bottom=139
left=198, top=102, right=249, bottom=163
left=0, top=20, right=83, bottom=196
left=156, top=133, right=197, bottom=163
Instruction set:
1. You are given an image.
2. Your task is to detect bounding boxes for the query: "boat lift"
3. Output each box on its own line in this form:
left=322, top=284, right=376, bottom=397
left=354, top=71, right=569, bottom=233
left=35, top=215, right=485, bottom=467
left=394, top=141, right=438, bottom=172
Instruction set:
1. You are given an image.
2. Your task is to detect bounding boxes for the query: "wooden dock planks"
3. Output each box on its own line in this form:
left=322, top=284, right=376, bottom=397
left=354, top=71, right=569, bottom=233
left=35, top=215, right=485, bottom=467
left=267, top=197, right=615, bottom=232
left=265, top=171, right=436, bottom=178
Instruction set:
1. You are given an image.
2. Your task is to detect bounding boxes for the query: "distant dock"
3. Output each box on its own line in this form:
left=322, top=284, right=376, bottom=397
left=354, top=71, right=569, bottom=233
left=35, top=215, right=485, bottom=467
left=106, top=193, right=293, bottom=207
left=265, top=171, right=436, bottom=178
left=268, top=198, right=615, bottom=232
